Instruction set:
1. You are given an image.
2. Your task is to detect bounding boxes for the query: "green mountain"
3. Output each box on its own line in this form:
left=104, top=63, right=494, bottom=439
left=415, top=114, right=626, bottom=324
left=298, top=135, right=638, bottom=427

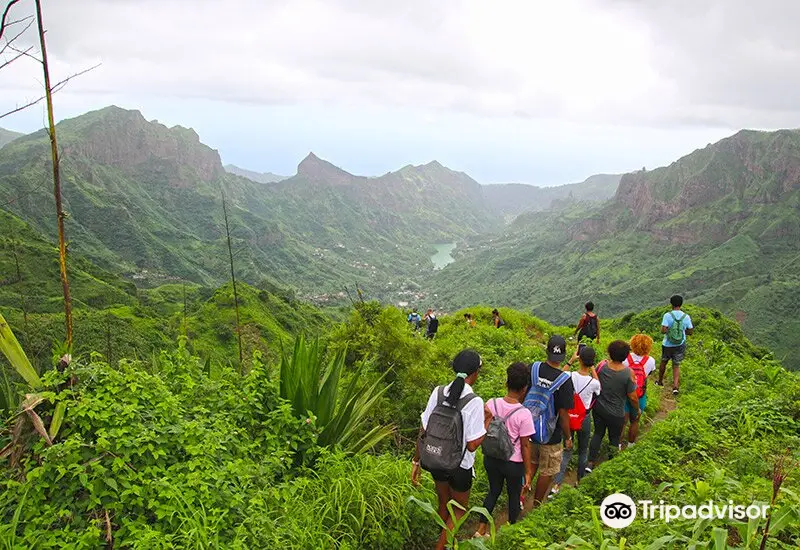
left=482, top=173, right=621, bottom=219
left=431, top=129, right=800, bottom=368
left=0, top=127, right=22, bottom=149
left=223, top=163, right=287, bottom=183
left=0, top=208, right=136, bottom=313
left=0, top=106, right=490, bottom=303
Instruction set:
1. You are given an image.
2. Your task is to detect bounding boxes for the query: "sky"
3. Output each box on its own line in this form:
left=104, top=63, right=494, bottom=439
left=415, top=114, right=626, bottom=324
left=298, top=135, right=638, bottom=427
left=1, top=0, right=799, bottom=185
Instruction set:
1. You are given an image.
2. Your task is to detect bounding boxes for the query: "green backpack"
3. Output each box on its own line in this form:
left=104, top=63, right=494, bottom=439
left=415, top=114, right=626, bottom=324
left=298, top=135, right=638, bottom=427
left=667, top=312, right=686, bottom=345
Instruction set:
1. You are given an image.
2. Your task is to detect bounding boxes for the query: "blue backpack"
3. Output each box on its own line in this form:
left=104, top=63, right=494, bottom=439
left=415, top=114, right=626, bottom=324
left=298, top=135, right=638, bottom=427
left=523, top=362, right=570, bottom=444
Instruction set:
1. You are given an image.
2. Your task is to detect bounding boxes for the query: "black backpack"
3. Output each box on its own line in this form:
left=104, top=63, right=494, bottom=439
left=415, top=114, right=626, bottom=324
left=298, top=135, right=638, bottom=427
left=419, top=387, right=478, bottom=472
left=428, top=317, right=439, bottom=333
left=583, top=314, right=598, bottom=340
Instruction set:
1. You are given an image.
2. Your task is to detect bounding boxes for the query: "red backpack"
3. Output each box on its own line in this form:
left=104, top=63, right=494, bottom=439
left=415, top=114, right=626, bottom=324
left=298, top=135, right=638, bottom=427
left=627, top=354, right=648, bottom=398
left=567, top=376, right=594, bottom=430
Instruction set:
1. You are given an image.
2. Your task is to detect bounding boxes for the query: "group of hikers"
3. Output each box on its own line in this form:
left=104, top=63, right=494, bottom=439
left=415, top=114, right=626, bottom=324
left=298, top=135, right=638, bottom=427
left=407, top=308, right=507, bottom=339
left=411, top=295, right=694, bottom=549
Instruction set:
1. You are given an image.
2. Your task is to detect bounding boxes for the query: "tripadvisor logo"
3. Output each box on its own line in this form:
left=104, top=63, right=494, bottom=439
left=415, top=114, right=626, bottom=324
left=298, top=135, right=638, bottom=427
left=600, top=493, right=769, bottom=529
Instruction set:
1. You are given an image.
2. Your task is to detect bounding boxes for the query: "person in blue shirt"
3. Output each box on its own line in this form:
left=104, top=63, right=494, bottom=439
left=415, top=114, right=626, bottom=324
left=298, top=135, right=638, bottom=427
left=408, top=309, right=422, bottom=332
left=655, top=295, right=694, bottom=396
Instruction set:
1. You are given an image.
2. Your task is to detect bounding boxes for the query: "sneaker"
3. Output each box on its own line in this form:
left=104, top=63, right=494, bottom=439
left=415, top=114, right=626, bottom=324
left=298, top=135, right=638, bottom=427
left=584, top=466, right=593, bottom=474
left=654, top=380, right=664, bottom=387
left=672, top=388, right=679, bottom=396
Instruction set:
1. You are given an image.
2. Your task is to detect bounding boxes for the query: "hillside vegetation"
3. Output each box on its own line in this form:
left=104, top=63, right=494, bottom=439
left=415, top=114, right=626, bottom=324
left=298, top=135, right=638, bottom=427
left=1, top=302, right=798, bottom=548
left=432, top=129, right=800, bottom=369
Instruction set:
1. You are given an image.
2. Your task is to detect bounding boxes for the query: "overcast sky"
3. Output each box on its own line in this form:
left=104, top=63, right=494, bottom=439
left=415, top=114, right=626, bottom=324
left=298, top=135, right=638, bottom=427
left=1, top=0, right=798, bottom=185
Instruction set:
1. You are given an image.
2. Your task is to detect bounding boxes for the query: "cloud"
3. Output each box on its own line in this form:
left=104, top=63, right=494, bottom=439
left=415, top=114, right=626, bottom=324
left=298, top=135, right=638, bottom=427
left=2, top=0, right=798, bottom=129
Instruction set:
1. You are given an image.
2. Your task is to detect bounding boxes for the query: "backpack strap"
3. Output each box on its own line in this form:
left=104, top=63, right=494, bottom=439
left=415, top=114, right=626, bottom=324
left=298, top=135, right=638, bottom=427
left=456, top=392, right=478, bottom=410
left=551, top=371, right=570, bottom=393
left=436, top=385, right=446, bottom=406
left=531, top=361, right=541, bottom=388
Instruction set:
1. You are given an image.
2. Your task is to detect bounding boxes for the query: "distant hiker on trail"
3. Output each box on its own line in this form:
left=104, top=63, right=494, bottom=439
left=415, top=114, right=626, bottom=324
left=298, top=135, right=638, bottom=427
left=413, top=349, right=485, bottom=550
left=425, top=309, right=439, bottom=340
left=522, top=335, right=574, bottom=506
left=623, top=334, right=656, bottom=445
left=588, top=341, right=640, bottom=469
left=656, top=295, right=694, bottom=396
left=474, top=362, right=535, bottom=537
left=492, top=309, right=505, bottom=328
left=551, top=344, right=600, bottom=494
left=574, top=302, right=600, bottom=344
left=408, top=309, right=422, bottom=332
left=464, top=313, right=476, bottom=328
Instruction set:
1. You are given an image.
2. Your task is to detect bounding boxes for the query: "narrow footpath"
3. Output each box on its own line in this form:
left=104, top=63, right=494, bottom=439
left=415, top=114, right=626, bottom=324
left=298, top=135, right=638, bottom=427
left=471, top=384, right=677, bottom=533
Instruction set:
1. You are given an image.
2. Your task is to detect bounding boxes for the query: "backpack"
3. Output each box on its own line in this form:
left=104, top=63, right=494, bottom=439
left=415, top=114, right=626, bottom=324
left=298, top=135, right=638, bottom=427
left=497, top=317, right=505, bottom=328
left=582, top=314, right=598, bottom=340
left=418, top=386, right=478, bottom=472
left=482, top=399, right=524, bottom=460
left=568, top=377, right=594, bottom=430
left=666, top=311, right=686, bottom=345
left=428, top=316, right=439, bottom=333
left=627, top=354, right=648, bottom=398
left=523, top=362, right=570, bottom=444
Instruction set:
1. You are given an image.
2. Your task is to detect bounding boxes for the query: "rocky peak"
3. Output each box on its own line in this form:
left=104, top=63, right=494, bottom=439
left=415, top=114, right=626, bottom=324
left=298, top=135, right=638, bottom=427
left=59, top=106, right=224, bottom=187
left=296, top=152, right=357, bottom=185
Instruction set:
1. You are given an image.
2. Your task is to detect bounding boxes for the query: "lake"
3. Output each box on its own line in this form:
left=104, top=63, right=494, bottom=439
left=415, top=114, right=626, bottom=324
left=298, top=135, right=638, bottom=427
left=431, top=242, right=457, bottom=269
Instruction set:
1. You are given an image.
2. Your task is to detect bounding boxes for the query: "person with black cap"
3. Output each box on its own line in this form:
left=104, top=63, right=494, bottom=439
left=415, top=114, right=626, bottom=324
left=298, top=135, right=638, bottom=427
left=550, top=345, right=601, bottom=493
left=413, top=349, right=486, bottom=550
left=523, top=335, right=575, bottom=506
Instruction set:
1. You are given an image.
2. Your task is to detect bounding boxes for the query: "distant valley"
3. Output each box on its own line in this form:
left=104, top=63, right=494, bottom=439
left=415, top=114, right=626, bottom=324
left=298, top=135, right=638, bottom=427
left=2, top=107, right=799, bottom=369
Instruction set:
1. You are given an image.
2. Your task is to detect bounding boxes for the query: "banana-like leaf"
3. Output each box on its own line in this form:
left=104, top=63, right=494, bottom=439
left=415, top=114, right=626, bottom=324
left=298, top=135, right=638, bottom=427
left=49, top=401, right=67, bottom=439
left=0, top=312, right=41, bottom=389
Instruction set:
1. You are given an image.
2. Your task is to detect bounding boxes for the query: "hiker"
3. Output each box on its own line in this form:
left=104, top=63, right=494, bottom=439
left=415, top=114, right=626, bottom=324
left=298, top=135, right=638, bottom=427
left=413, top=349, right=486, bottom=550
left=464, top=313, right=477, bottom=328
left=522, top=335, right=575, bottom=506
left=425, top=309, right=439, bottom=340
left=656, top=295, right=694, bottom=395
left=551, top=344, right=600, bottom=494
left=474, top=362, right=535, bottom=536
left=623, top=334, right=656, bottom=445
left=492, top=309, right=505, bottom=328
left=408, top=309, right=422, bottom=332
left=588, top=340, right=640, bottom=469
left=574, top=302, right=600, bottom=344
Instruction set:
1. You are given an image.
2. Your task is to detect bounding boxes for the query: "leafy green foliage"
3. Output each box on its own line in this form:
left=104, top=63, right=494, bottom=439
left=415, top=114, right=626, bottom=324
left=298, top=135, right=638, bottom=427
left=280, top=335, right=393, bottom=454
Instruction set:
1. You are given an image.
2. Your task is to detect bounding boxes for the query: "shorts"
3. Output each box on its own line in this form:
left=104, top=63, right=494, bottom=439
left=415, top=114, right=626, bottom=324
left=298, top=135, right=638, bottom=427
left=429, top=466, right=473, bottom=492
left=624, top=394, right=647, bottom=416
left=661, top=344, right=686, bottom=365
left=532, top=443, right=562, bottom=477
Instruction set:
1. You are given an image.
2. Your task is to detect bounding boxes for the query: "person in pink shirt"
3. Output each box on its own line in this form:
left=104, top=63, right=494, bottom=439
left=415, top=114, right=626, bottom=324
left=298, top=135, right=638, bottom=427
left=475, top=362, right=535, bottom=536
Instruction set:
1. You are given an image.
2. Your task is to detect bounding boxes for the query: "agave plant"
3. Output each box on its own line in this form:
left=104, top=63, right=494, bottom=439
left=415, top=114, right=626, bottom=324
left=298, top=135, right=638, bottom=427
left=0, top=312, right=67, bottom=464
left=280, top=334, right=393, bottom=454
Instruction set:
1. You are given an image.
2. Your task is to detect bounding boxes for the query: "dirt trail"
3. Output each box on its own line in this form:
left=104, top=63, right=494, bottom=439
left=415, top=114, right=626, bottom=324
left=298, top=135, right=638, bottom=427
left=469, top=385, right=677, bottom=535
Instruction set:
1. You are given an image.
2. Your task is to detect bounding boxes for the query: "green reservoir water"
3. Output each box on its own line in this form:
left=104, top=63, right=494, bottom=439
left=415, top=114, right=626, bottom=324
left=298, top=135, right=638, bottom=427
left=431, top=242, right=457, bottom=269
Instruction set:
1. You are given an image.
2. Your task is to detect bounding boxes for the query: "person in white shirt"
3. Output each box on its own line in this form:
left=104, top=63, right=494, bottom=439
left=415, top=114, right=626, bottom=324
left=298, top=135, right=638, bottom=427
left=623, top=334, right=657, bottom=445
left=551, top=345, right=601, bottom=492
left=412, top=349, right=485, bottom=550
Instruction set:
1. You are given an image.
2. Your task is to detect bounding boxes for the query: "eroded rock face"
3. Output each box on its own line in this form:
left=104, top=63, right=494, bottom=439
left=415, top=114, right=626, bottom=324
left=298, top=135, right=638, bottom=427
left=64, top=106, right=223, bottom=187
left=607, top=129, right=800, bottom=244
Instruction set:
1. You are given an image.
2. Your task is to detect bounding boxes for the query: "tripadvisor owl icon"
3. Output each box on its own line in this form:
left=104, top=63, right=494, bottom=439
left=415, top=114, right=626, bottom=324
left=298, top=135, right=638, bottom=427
left=600, top=493, right=637, bottom=529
